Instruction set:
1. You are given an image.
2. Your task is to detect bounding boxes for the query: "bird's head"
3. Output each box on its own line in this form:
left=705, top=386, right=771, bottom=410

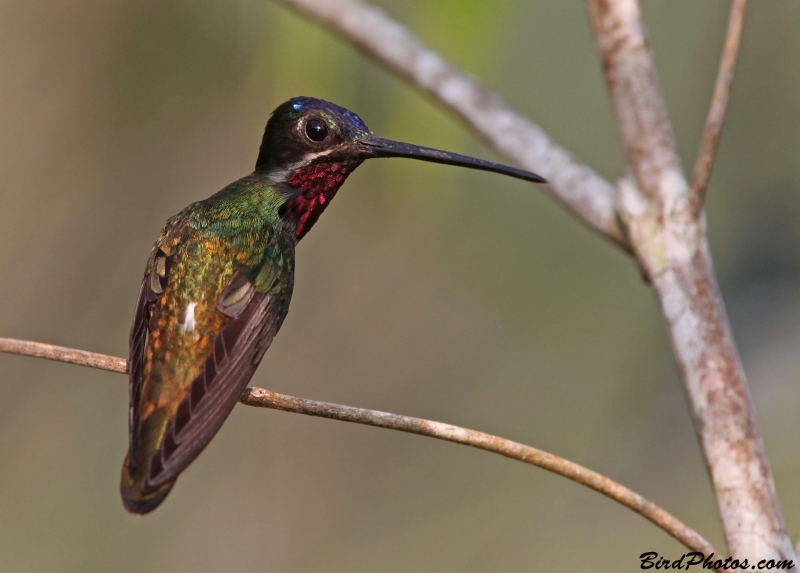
left=255, top=96, right=372, bottom=176
left=255, top=97, right=545, bottom=239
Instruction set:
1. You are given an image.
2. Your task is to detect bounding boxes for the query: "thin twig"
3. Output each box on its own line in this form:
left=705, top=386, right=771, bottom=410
left=277, top=0, right=628, bottom=249
left=243, top=387, right=721, bottom=560
left=0, top=337, right=127, bottom=373
left=587, top=0, right=793, bottom=561
left=690, top=0, right=747, bottom=213
left=0, top=336, right=717, bottom=557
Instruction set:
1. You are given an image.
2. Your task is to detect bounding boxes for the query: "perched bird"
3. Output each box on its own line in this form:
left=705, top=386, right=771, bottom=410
left=121, top=96, right=545, bottom=514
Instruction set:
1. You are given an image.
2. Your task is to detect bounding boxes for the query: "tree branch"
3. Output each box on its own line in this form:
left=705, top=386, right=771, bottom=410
left=690, top=0, right=747, bottom=213
left=587, top=0, right=793, bottom=561
left=276, top=0, right=628, bottom=249
left=0, top=336, right=717, bottom=558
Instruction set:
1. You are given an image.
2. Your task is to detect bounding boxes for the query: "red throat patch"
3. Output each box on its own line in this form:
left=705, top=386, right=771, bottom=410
left=282, top=163, right=351, bottom=239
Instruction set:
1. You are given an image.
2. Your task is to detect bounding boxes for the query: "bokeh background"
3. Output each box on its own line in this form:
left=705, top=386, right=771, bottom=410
left=1, top=1, right=799, bottom=571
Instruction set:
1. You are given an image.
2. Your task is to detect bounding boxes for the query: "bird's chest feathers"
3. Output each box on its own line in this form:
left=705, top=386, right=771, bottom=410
left=280, top=162, right=352, bottom=239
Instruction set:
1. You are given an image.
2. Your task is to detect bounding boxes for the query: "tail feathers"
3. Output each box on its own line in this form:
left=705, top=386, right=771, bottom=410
left=120, top=453, right=175, bottom=515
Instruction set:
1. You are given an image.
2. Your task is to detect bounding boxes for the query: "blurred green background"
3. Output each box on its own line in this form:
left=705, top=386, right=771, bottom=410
left=1, top=0, right=799, bottom=571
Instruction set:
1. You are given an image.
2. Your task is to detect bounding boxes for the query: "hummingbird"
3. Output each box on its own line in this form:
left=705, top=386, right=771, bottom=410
left=121, top=96, right=545, bottom=514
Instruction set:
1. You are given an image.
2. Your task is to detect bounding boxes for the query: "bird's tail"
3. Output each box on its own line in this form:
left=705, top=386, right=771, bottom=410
left=120, top=453, right=175, bottom=515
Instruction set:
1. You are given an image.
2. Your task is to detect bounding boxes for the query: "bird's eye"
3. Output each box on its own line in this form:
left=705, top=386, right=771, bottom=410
left=305, top=119, right=329, bottom=142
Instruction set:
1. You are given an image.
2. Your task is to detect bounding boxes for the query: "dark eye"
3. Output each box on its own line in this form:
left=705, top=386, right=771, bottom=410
left=305, top=119, right=329, bottom=142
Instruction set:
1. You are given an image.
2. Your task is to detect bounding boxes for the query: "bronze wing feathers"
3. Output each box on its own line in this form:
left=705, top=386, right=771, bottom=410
left=122, top=235, right=293, bottom=515
left=145, top=273, right=275, bottom=489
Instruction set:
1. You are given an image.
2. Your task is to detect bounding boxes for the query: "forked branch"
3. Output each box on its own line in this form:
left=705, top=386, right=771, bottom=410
left=275, top=0, right=793, bottom=560
left=0, top=336, right=716, bottom=557
left=587, top=0, right=792, bottom=561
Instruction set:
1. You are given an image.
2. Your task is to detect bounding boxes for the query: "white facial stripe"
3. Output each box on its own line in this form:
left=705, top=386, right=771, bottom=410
left=266, top=150, right=334, bottom=183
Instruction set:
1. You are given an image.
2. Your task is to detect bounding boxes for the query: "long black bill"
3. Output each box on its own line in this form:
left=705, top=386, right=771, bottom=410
left=358, top=135, right=546, bottom=184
